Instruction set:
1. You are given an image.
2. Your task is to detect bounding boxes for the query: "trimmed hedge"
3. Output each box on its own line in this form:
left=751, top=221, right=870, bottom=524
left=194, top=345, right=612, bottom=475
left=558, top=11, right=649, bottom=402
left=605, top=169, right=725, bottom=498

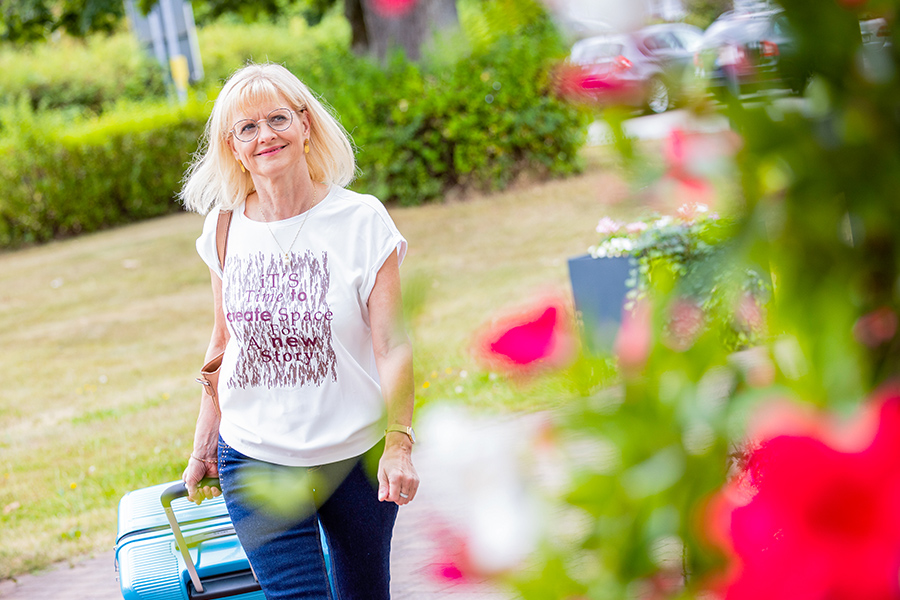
left=0, top=20, right=588, bottom=247
left=0, top=34, right=166, bottom=114
left=197, top=15, right=352, bottom=87
left=0, top=100, right=207, bottom=245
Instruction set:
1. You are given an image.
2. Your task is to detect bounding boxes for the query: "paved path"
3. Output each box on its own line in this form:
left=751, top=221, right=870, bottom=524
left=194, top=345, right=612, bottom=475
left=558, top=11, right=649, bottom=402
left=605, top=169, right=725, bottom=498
left=0, top=414, right=541, bottom=600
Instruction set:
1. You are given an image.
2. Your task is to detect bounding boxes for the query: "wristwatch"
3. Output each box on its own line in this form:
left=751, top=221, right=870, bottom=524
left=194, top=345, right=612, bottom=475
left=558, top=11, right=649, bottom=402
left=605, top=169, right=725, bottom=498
left=385, top=424, right=416, bottom=444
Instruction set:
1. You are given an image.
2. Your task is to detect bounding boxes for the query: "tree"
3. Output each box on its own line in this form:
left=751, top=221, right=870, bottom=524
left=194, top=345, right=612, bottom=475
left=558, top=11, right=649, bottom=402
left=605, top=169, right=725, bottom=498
left=355, top=0, right=458, bottom=60
left=1, top=0, right=123, bottom=42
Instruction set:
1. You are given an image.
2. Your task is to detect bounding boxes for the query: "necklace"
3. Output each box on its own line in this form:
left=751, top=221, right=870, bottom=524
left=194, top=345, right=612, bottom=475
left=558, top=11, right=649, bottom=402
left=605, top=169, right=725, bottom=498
left=262, top=184, right=319, bottom=269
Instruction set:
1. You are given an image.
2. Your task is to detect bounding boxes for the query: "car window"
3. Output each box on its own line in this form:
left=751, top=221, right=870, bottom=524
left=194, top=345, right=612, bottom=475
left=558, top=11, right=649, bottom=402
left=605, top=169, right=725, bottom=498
left=771, top=14, right=793, bottom=37
left=571, top=40, right=626, bottom=63
left=644, top=33, right=676, bottom=51
left=703, top=14, right=770, bottom=46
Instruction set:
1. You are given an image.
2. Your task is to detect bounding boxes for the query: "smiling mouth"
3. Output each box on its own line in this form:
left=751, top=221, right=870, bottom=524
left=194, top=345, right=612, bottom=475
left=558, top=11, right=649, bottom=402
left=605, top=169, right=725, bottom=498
left=256, top=145, right=287, bottom=156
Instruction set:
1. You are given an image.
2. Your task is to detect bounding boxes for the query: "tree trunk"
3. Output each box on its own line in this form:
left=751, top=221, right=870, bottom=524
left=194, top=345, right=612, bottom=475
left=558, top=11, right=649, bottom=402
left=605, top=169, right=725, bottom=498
left=344, top=0, right=370, bottom=55
left=358, top=0, right=458, bottom=62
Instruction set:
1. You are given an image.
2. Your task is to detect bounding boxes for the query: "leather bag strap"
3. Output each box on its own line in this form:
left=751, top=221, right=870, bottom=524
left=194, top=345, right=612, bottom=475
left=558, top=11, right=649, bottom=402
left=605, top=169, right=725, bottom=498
left=215, top=210, right=233, bottom=271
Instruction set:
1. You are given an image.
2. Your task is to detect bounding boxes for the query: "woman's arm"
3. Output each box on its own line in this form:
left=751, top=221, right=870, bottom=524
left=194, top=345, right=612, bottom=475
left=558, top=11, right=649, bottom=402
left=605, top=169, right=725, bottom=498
left=184, top=268, right=230, bottom=504
left=368, top=251, right=420, bottom=505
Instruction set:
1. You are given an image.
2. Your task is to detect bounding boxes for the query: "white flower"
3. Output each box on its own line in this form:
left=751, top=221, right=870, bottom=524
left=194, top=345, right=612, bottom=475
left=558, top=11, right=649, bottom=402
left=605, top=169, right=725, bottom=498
left=653, top=216, right=674, bottom=228
left=417, top=405, right=543, bottom=575
left=591, top=236, right=635, bottom=258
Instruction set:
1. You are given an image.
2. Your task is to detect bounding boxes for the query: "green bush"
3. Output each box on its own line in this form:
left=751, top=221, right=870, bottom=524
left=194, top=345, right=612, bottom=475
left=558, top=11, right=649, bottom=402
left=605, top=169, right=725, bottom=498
left=0, top=33, right=166, bottom=114
left=0, top=11, right=589, bottom=246
left=310, top=27, right=589, bottom=204
left=0, top=99, right=207, bottom=245
left=196, top=14, right=351, bottom=85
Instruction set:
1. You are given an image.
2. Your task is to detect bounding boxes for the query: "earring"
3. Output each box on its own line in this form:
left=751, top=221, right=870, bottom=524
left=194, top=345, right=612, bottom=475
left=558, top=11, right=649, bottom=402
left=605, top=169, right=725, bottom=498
left=239, top=161, right=246, bottom=173
left=304, top=140, right=310, bottom=154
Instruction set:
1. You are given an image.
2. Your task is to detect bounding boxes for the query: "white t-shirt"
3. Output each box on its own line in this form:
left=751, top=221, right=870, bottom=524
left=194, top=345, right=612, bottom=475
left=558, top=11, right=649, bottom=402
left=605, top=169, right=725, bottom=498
left=196, top=184, right=407, bottom=467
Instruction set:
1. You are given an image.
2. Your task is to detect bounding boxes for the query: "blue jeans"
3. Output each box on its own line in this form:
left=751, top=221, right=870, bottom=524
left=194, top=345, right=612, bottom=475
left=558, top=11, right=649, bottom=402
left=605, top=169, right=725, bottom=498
left=217, top=437, right=398, bottom=600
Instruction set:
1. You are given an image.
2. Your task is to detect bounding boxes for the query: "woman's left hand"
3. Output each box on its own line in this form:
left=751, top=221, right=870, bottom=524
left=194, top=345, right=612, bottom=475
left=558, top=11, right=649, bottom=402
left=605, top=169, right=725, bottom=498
left=377, top=440, right=419, bottom=506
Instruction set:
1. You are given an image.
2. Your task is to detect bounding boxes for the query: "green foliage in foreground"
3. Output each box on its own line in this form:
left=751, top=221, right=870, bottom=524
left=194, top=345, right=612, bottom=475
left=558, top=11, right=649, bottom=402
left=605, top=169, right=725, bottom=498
left=507, top=2, right=900, bottom=598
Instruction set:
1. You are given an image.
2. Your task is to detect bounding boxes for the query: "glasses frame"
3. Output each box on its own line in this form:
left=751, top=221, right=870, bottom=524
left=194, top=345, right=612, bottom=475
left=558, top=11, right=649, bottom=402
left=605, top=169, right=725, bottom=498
left=230, top=107, right=306, bottom=143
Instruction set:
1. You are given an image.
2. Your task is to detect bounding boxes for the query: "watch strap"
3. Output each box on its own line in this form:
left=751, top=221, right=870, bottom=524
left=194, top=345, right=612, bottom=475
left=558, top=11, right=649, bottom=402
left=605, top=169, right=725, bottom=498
left=385, top=424, right=415, bottom=444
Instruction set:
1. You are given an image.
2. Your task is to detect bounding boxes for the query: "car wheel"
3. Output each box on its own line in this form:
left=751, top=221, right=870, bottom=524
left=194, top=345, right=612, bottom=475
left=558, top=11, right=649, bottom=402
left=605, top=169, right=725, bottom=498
left=646, top=77, right=670, bottom=114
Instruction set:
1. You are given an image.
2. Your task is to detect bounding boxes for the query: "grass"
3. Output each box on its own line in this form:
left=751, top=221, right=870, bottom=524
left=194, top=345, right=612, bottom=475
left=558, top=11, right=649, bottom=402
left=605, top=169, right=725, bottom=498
left=0, top=145, right=646, bottom=579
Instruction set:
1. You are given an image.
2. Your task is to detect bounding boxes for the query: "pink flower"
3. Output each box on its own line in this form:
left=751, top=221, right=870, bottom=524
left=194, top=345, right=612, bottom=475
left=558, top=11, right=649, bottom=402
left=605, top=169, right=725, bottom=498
left=706, top=386, right=900, bottom=600
left=664, top=299, right=704, bottom=351
left=596, top=216, right=624, bottom=235
left=615, top=301, right=652, bottom=372
left=626, top=221, right=649, bottom=235
left=736, top=294, right=764, bottom=330
left=854, top=307, right=898, bottom=348
left=477, top=298, right=574, bottom=375
left=428, top=523, right=474, bottom=583
left=675, top=201, right=710, bottom=224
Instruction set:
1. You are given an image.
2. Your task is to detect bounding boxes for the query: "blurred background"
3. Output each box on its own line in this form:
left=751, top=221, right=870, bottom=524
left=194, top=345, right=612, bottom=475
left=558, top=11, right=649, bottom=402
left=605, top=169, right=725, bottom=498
left=2, top=0, right=899, bottom=598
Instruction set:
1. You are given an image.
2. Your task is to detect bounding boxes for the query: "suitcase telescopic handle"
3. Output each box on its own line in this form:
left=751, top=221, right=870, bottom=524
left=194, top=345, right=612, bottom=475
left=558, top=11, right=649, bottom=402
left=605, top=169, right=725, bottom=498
left=161, top=478, right=220, bottom=508
left=160, top=478, right=221, bottom=595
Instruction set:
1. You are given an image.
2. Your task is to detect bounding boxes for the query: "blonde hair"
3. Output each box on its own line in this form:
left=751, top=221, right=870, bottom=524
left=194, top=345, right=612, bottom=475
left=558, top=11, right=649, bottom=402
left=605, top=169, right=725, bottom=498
left=180, top=63, right=356, bottom=214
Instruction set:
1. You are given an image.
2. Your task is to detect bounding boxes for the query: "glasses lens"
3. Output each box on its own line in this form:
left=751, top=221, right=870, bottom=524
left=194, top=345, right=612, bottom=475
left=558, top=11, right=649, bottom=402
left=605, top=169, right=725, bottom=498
left=267, top=109, right=293, bottom=131
left=234, top=120, right=258, bottom=142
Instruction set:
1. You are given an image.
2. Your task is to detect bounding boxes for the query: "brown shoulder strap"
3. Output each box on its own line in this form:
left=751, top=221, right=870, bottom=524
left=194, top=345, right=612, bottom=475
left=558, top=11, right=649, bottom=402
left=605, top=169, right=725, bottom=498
left=215, top=210, right=233, bottom=271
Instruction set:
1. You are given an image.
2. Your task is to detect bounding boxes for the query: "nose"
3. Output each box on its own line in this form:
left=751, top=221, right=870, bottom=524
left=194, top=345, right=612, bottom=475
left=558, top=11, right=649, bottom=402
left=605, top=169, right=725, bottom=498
left=256, top=120, right=278, bottom=142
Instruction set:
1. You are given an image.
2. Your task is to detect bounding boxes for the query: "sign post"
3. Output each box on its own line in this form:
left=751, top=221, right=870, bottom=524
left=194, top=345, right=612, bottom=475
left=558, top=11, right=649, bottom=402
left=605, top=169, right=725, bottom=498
left=124, top=0, right=203, bottom=103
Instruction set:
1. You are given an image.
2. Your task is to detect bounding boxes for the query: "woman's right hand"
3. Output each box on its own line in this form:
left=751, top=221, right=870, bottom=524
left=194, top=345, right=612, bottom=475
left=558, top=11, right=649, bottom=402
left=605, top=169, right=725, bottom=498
left=183, top=456, right=221, bottom=505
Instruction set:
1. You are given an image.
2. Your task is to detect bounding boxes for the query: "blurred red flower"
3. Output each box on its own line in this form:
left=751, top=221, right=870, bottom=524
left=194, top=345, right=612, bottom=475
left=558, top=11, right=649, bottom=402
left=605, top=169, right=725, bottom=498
left=428, top=523, right=474, bottom=583
left=477, top=298, right=574, bottom=375
left=372, top=0, right=417, bottom=17
left=615, top=301, right=652, bottom=371
left=706, top=387, right=900, bottom=599
left=854, top=307, right=898, bottom=348
left=664, top=298, right=704, bottom=351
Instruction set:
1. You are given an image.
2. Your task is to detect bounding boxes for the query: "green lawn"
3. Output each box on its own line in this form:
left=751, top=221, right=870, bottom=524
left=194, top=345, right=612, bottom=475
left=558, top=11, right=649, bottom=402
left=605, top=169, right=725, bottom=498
left=0, top=146, right=640, bottom=578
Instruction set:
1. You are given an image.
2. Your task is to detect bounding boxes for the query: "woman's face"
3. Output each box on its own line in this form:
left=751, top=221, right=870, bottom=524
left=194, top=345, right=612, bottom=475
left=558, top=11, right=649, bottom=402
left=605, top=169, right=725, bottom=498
left=227, top=96, right=310, bottom=179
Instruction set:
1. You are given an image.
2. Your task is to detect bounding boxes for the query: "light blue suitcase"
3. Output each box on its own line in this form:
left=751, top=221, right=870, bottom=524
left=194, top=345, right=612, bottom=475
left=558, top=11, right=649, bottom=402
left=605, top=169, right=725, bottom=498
left=115, top=479, right=333, bottom=600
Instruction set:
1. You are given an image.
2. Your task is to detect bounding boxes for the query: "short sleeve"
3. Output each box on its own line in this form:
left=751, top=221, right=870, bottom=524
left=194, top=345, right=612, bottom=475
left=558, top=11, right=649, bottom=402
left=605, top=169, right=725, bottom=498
left=196, top=210, right=224, bottom=279
left=358, top=196, right=407, bottom=302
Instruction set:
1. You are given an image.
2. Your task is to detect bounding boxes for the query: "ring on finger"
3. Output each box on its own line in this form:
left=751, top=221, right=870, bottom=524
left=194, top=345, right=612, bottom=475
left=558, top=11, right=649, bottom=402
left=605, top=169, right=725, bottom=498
left=399, top=492, right=410, bottom=499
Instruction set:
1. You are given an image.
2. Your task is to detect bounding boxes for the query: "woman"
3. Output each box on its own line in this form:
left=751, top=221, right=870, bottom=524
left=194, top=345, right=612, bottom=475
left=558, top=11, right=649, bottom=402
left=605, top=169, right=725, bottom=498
left=179, top=62, right=419, bottom=600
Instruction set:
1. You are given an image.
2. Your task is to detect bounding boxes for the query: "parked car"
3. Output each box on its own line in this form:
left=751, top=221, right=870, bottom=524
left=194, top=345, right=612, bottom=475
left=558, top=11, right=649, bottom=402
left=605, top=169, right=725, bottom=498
left=693, top=9, right=807, bottom=98
left=861, top=17, right=891, bottom=48
left=566, top=23, right=704, bottom=114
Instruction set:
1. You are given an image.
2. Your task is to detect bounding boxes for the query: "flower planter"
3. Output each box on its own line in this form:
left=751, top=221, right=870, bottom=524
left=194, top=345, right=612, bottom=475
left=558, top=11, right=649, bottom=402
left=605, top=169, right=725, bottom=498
left=567, top=254, right=636, bottom=353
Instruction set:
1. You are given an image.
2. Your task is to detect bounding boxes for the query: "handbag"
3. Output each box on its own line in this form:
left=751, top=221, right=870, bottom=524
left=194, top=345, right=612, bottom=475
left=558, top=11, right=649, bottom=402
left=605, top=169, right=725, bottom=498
left=195, top=210, right=233, bottom=417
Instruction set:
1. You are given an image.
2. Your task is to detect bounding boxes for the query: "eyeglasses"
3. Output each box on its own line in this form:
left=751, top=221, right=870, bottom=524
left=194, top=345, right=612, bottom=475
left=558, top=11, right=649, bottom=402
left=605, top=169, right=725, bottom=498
left=230, top=107, right=305, bottom=143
